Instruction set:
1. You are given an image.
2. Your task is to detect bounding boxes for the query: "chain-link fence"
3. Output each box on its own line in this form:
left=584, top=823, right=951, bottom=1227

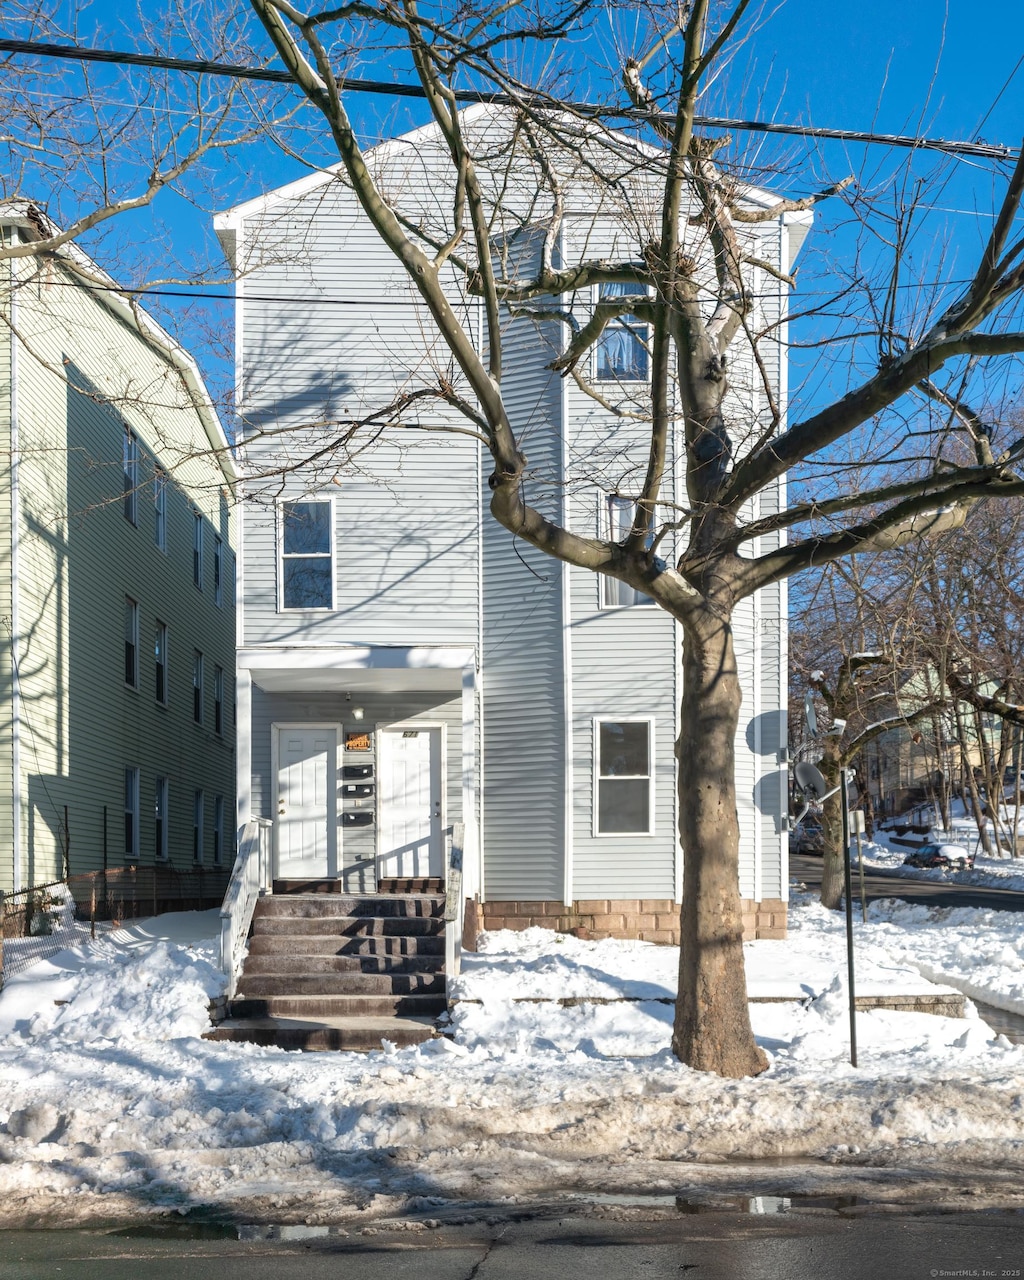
left=1, top=866, right=231, bottom=986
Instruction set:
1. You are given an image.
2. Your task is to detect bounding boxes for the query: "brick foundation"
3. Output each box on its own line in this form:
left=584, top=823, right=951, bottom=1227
left=479, top=897, right=787, bottom=943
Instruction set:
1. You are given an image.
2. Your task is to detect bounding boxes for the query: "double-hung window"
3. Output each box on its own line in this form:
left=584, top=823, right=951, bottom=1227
left=594, top=281, right=650, bottom=382
left=193, top=510, right=203, bottom=588
left=193, top=790, right=204, bottom=864
left=123, top=428, right=138, bottom=524
left=280, top=500, right=334, bottom=610
left=154, top=621, right=168, bottom=704
left=155, top=777, right=169, bottom=861
left=594, top=719, right=654, bottom=835
left=124, top=767, right=140, bottom=861
left=213, top=795, right=224, bottom=866
left=154, top=465, right=167, bottom=551
left=124, top=597, right=139, bottom=688
left=193, top=651, right=203, bottom=724
left=214, top=665, right=224, bottom=735
left=602, top=496, right=655, bottom=608
left=214, top=535, right=223, bottom=606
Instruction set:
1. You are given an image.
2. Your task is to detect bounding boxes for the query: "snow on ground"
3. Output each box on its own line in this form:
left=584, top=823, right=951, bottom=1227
left=0, top=897, right=1023, bottom=1225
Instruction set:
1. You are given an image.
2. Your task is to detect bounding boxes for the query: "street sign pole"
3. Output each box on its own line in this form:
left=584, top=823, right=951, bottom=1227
left=841, top=768, right=857, bottom=1068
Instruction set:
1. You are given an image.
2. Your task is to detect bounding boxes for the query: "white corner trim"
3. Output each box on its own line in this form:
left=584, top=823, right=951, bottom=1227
left=9, top=266, right=21, bottom=893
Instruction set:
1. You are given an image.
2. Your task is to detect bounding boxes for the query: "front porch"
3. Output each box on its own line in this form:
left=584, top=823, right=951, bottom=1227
left=235, top=644, right=478, bottom=898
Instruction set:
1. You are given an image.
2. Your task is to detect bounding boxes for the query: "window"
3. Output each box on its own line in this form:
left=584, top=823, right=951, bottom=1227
left=229, top=552, right=236, bottom=605
left=124, top=597, right=139, bottom=688
left=193, top=790, right=204, bottom=864
left=193, top=510, right=203, bottom=588
left=123, top=428, right=138, bottom=524
left=213, top=795, right=224, bottom=866
left=602, top=496, right=655, bottom=608
left=595, top=719, right=653, bottom=835
left=214, top=535, right=223, bottom=606
left=154, top=465, right=167, bottom=551
left=154, top=621, right=168, bottom=704
left=193, top=651, right=203, bottom=724
left=594, top=281, right=650, bottom=381
left=155, top=777, right=169, bottom=861
left=124, top=767, right=140, bottom=862
left=214, top=665, right=224, bottom=735
left=280, top=500, right=333, bottom=610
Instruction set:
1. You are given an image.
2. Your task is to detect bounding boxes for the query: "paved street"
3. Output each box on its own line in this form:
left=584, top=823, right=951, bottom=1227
left=790, top=852, right=1024, bottom=912
left=2, top=1208, right=1024, bottom=1280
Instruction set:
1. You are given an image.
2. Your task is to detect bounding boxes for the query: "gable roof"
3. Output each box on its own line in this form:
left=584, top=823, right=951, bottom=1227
left=0, top=201, right=237, bottom=486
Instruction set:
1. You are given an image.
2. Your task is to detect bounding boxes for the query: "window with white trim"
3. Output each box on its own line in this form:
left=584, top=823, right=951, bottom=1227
left=214, top=534, right=223, bottom=606
left=213, top=794, right=224, bottom=866
left=155, top=776, right=169, bottom=861
left=214, top=665, right=224, bottom=735
left=595, top=719, right=653, bottom=834
left=193, top=789, right=204, bottom=864
left=154, top=465, right=167, bottom=551
left=123, top=428, right=138, bottom=524
left=193, top=651, right=203, bottom=724
left=192, top=509, right=203, bottom=588
left=124, top=767, right=140, bottom=861
left=594, top=281, right=650, bottom=381
left=602, top=495, right=655, bottom=608
left=280, top=500, right=334, bottom=610
left=154, top=621, right=168, bottom=705
left=124, top=597, right=139, bottom=688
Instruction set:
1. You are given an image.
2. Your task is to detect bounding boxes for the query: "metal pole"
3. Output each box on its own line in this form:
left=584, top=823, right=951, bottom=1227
left=841, top=768, right=857, bottom=1067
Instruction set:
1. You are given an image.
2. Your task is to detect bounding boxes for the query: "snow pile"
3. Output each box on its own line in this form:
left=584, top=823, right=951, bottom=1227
left=0, top=898, right=1023, bottom=1224
left=860, top=834, right=1024, bottom=893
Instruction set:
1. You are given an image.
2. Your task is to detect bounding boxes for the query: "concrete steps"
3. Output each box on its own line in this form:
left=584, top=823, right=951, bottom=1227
left=208, top=885, right=447, bottom=1052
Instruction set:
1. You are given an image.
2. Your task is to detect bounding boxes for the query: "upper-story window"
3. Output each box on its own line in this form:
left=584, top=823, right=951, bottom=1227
left=214, top=535, right=223, bottom=606
left=124, top=596, right=139, bottom=688
left=193, top=651, right=203, bottom=724
left=192, top=510, right=203, bottom=588
left=602, top=495, right=655, bottom=609
left=214, top=665, right=224, bottom=735
left=154, top=620, right=168, bottom=705
left=279, top=500, right=334, bottom=610
left=154, top=465, right=167, bottom=551
left=123, top=428, right=139, bottom=524
left=594, top=281, right=650, bottom=382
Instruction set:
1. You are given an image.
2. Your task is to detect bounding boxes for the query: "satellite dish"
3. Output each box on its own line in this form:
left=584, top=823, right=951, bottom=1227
left=794, top=761, right=828, bottom=800
left=803, top=689, right=818, bottom=737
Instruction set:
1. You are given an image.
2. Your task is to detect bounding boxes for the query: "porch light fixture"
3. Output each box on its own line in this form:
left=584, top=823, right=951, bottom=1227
left=352, top=707, right=364, bottom=721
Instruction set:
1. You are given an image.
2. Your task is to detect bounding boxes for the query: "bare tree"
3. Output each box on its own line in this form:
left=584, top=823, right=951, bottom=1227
left=235, top=0, right=1024, bottom=1077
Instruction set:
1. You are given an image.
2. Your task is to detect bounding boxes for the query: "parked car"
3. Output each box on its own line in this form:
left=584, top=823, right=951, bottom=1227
left=790, top=819, right=825, bottom=855
left=902, top=843, right=975, bottom=872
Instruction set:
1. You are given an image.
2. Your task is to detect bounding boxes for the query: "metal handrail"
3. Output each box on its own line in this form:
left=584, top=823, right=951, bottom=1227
left=444, top=822, right=465, bottom=984
left=219, top=819, right=273, bottom=998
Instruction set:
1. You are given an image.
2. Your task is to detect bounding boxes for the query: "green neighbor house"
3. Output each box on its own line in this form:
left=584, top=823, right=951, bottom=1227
left=0, top=204, right=237, bottom=896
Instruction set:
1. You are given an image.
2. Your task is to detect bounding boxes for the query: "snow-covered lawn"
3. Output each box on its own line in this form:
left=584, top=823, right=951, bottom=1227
left=0, top=894, right=1023, bottom=1225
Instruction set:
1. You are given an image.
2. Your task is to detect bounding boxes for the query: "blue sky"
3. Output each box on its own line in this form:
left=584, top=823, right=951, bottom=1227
left=5, top=0, right=1024, bottom=424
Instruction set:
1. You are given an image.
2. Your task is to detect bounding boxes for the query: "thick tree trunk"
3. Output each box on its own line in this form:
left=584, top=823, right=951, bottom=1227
left=674, top=609, right=768, bottom=1079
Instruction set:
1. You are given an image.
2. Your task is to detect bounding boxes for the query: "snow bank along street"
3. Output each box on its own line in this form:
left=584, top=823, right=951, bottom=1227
left=1, top=893, right=1023, bottom=1226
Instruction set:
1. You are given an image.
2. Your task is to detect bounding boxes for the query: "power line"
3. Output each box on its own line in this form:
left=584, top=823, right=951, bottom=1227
left=0, top=36, right=1019, bottom=162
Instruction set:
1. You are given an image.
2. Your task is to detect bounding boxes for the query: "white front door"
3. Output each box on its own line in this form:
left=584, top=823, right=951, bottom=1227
left=275, top=726, right=338, bottom=879
left=379, top=726, right=443, bottom=879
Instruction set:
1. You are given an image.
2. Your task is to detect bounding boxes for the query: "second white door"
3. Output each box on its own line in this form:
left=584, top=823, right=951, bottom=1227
left=379, top=726, right=443, bottom=879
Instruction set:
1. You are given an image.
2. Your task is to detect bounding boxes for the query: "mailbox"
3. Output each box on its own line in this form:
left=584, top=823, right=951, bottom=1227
left=342, top=811, right=374, bottom=827
left=342, top=782, right=375, bottom=798
left=343, top=764, right=374, bottom=780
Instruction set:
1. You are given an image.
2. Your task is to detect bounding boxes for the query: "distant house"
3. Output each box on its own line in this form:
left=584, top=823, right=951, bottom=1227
left=216, top=108, right=796, bottom=941
left=0, top=204, right=237, bottom=896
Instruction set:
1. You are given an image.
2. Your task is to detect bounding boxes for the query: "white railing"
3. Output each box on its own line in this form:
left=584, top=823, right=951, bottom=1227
left=444, top=822, right=465, bottom=985
left=219, top=819, right=273, bottom=998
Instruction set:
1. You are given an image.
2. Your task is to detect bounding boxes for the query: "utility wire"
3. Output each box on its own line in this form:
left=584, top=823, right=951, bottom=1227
left=0, top=36, right=1018, bottom=162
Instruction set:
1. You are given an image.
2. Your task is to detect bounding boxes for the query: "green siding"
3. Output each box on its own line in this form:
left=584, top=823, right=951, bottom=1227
left=2, top=245, right=236, bottom=890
